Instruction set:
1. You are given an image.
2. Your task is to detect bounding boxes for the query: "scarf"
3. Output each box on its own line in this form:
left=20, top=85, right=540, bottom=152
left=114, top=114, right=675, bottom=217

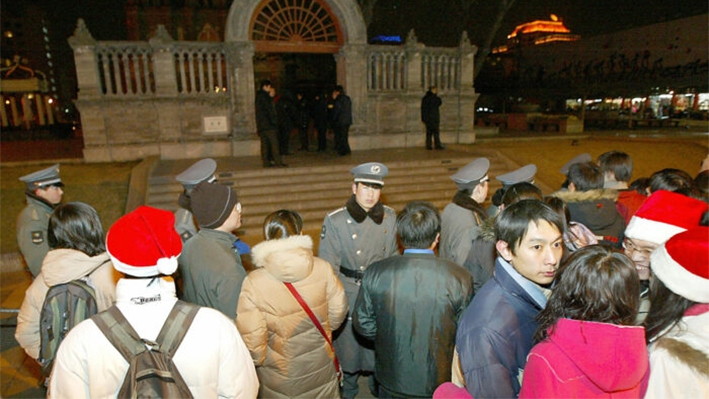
left=452, top=191, right=487, bottom=224
left=346, top=194, right=384, bottom=224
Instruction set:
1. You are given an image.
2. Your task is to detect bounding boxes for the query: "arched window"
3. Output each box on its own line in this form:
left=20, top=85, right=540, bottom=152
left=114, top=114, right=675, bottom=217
left=251, top=0, right=342, bottom=53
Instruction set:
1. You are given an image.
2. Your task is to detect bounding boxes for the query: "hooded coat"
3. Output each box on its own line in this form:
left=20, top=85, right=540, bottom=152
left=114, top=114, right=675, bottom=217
left=15, top=249, right=119, bottom=360
left=236, top=235, right=348, bottom=398
left=551, top=189, right=625, bottom=248
left=519, top=318, right=649, bottom=398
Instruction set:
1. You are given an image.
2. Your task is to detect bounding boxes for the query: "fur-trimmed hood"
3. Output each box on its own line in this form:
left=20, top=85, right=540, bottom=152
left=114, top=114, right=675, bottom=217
left=478, top=216, right=497, bottom=242
left=250, top=235, right=314, bottom=283
left=551, top=188, right=619, bottom=203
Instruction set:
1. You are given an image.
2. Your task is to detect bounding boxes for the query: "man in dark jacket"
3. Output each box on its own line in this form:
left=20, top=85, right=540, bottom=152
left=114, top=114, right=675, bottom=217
left=354, top=201, right=473, bottom=398
left=311, top=91, right=329, bottom=152
left=456, top=199, right=564, bottom=398
left=421, top=86, right=444, bottom=150
left=331, top=85, right=352, bottom=156
left=255, top=80, right=285, bottom=167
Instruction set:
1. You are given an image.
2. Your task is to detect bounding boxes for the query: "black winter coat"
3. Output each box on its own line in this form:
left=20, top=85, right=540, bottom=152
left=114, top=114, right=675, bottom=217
left=421, top=91, right=442, bottom=127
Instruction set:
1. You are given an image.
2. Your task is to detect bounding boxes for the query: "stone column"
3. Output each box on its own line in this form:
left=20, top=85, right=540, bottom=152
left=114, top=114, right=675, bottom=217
left=335, top=43, right=367, bottom=136
left=68, top=19, right=100, bottom=99
left=149, top=26, right=178, bottom=96
left=405, top=29, right=425, bottom=94
left=226, top=41, right=255, bottom=137
left=457, top=31, right=479, bottom=144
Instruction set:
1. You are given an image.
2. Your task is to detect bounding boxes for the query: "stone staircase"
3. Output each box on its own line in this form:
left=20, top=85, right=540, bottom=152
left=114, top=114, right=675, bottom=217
left=144, top=147, right=526, bottom=245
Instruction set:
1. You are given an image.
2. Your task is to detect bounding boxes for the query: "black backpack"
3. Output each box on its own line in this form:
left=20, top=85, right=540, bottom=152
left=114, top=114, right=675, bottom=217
left=91, top=300, right=199, bottom=399
left=38, top=279, right=98, bottom=375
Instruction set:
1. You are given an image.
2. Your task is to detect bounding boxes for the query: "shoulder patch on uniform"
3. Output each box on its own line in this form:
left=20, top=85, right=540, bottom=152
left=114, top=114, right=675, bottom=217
left=180, top=230, right=193, bottom=242
left=327, top=206, right=347, bottom=217
left=31, top=231, right=44, bottom=245
left=320, top=225, right=327, bottom=239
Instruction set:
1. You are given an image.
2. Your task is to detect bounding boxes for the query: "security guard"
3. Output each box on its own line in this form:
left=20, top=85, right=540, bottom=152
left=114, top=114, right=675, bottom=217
left=174, top=158, right=218, bottom=242
left=487, top=163, right=537, bottom=217
left=17, top=164, right=64, bottom=277
left=439, top=158, right=490, bottom=266
left=319, top=162, right=397, bottom=399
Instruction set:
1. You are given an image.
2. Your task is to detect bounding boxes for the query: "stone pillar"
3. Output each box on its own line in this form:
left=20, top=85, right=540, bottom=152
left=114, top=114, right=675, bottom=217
left=335, top=43, right=367, bottom=136
left=36, top=95, right=46, bottom=126
left=9, top=97, right=20, bottom=127
left=68, top=19, right=100, bottom=99
left=226, top=41, right=256, bottom=138
left=457, top=31, right=479, bottom=144
left=0, top=96, right=8, bottom=127
left=459, top=31, right=477, bottom=90
left=405, top=29, right=425, bottom=94
left=149, top=26, right=178, bottom=96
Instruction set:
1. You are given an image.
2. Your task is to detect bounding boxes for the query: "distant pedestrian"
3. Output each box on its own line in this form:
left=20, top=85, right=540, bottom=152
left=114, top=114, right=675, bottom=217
left=312, top=91, right=329, bottom=152
left=331, top=85, right=352, bottom=156
left=255, top=80, right=285, bottom=168
left=17, top=164, right=65, bottom=277
left=295, top=92, right=311, bottom=151
left=421, top=86, right=444, bottom=150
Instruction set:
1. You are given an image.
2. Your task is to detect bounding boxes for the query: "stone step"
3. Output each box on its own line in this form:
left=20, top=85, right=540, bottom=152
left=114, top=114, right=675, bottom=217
left=145, top=148, right=517, bottom=236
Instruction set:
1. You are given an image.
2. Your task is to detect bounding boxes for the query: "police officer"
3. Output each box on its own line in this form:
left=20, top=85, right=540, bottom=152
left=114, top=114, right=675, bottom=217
left=17, top=164, right=64, bottom=277
left=439, top=158, right=490, bottom=266
left=174, top=158, right=218, bottom=242
left=319, top=162, right=398, bottom=399
left=487, top=163, right=537, bottom=217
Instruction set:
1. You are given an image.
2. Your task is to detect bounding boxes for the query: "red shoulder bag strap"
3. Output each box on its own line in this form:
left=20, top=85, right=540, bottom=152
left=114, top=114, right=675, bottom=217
left=283, top=282, right=342, bottom=383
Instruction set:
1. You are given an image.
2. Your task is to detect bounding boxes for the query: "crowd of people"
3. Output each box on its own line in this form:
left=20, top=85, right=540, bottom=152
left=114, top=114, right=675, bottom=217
left=13, top=147, right=709, bottom=398
left=255, top=81, right=353, bottom=167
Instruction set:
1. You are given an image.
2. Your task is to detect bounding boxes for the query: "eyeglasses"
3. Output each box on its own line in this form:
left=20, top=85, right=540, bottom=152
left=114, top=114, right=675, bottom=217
left=622, top=238, right=654, bottom=259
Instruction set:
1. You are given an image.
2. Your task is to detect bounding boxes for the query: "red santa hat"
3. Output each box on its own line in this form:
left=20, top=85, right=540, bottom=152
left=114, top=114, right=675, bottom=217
left=624, top=190, right=708, bottom=244
left=106, top=206, right=182, bottom=277
left=651, top=227, right=709, bottom=303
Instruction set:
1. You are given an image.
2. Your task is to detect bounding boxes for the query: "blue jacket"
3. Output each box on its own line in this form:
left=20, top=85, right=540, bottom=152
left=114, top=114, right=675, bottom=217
left=456, top=258, right=546, bottom=399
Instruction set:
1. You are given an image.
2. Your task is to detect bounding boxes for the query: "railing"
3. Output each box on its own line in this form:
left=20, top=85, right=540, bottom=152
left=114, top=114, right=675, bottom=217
left=421, top=49, right=460, bottom=91
left=367, top=47, right=407, bottom=91
left=173, top=43, right=228, bottom=95
left=93, top=41, right=228, bottom=97
left=367, top=45, right=462, bottom=92
left=96, top=42, right=155, bottom=96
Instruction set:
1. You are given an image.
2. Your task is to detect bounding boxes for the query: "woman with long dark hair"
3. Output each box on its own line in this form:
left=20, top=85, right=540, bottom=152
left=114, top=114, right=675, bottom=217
left=519, top=245, right=649, bottom=398
left=236, top=209, right=348, bottom=398
left=643, top=226, right=709, bottom=398
left=15, top=202, right=119, bottom=361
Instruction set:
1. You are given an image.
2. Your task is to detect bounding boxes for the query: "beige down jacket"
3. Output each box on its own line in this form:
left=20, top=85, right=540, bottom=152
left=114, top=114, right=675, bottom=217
left=236, top=234, right=348, bottom=398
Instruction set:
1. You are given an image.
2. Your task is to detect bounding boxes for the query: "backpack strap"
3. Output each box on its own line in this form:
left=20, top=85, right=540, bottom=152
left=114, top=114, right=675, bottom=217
left=155, top=300, right=200, bottom=357
left=92, top=306, right=146, bottom=361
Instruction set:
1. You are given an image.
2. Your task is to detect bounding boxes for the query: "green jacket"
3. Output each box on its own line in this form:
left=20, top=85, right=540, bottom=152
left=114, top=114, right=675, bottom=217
left=178, top=228, right=245, bottom=319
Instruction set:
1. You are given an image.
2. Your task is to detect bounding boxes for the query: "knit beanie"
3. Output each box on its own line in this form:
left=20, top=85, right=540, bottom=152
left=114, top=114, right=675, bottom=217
left=625, top=190, right=708, bottom=244
left=106, top=206, right=182, bottom=277
left=190, top=181, right=239, bottom=229
left=650, top=227, right=709, bottom=303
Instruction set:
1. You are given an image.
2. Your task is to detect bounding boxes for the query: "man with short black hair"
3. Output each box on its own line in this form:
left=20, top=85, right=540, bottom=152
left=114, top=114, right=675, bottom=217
left=319, top=162, right=398, bottom=399
left=354, top=201, right=473, bottom=398
left=421, top=86, right=444, bottom=150
left=597, top=150, right=646, bottom=222
left=255, top=79, right=285, bottom=168
left=17, top=164, right=65, bottom=277
left=456, top=199, right=564, bottom=398
left=552, top=161, right=625, bottom=247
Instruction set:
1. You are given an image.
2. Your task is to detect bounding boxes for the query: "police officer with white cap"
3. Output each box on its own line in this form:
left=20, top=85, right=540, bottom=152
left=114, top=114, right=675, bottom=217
left=440, top=158, right=490, bottom=266
left=174, top=158, right=218, bottom=242
left=319, top=162, right=398, bottom=398
left=487, top=164, right=537, bottom=217
left=16, top=164, right=64, bottom=277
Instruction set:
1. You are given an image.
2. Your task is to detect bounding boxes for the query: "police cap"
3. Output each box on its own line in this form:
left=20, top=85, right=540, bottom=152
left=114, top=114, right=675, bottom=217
left=496, top=164, right=537, bottom=189
left=19, top=164, right=63, bottom=191
left=176, top=158, right=217, bottom=189
left=451, top=158, right=490, bottom=190
left=351, top=162, right=388, bottom=186
left=559, top=153, right=592, bottom=175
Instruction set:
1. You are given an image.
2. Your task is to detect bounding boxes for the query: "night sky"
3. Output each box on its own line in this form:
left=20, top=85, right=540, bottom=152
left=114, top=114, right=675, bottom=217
left=44, top=0, right=707, bottom=45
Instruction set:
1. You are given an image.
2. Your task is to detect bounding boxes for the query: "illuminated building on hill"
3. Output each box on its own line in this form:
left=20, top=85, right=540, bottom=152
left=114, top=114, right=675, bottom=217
left=493, top=15, right=580, bottom=54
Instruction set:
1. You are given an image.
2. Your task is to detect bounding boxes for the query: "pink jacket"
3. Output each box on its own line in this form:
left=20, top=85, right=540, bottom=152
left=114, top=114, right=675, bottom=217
left=520, top=318, right=649, bottom=399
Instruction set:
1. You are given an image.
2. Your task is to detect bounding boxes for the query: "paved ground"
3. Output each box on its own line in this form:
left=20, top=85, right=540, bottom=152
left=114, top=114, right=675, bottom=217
left=1, top=124, right=707, bottom=398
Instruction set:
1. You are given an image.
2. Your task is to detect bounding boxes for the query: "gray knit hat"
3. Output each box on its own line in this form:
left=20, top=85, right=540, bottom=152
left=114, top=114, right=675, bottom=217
left=190, top=181, right=239, bottom=229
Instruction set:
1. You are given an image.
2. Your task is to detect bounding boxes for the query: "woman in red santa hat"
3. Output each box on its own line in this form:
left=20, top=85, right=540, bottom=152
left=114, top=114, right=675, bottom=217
left=643, top=226, right=709, bottom=398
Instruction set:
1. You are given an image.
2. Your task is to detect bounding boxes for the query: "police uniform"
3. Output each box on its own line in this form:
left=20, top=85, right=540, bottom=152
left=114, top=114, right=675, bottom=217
left=174, top=158, right=217, bottom=242
left=487, top=164, right=537, bottom=217
left=16, top=164, right=63, bottom=277
left=318, top=162, right=397, bottom=396
left=440, top=158, right=490, bottom=266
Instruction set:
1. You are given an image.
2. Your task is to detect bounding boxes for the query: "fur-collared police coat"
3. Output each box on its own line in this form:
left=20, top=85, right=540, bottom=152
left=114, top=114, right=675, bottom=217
left=237, top=234, right=348, bottom=398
